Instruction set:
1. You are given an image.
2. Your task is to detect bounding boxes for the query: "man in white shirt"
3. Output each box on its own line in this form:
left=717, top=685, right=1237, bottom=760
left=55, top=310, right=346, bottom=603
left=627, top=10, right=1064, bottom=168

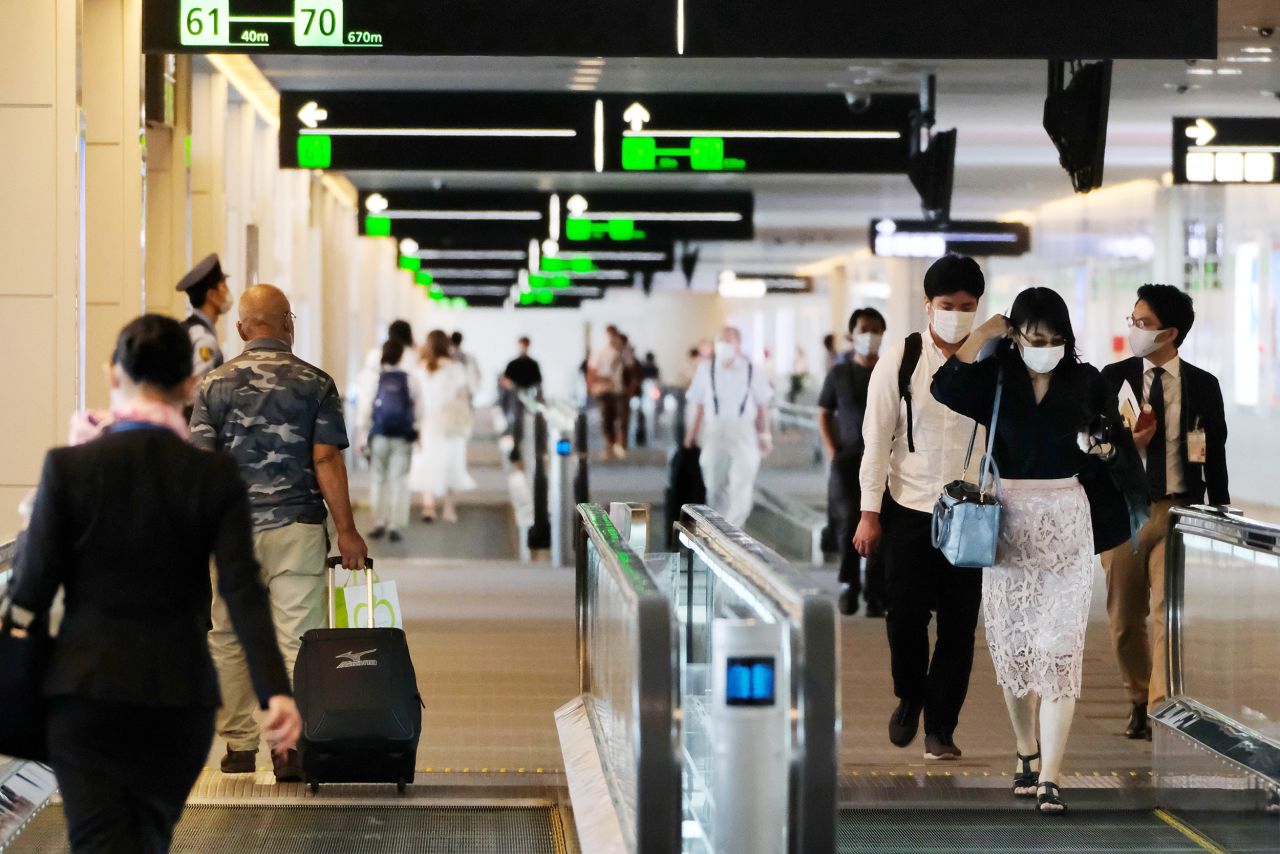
left=684, top=326, right=774, bottom=526
left=854, top=255, right=986, bottom=761
left=588, top=325, right=628, bottom=460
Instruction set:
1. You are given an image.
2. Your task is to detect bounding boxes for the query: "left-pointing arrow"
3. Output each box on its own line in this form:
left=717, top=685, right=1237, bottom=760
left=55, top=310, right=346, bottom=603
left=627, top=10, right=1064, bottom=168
left=298, top=101, right=329, bottom=129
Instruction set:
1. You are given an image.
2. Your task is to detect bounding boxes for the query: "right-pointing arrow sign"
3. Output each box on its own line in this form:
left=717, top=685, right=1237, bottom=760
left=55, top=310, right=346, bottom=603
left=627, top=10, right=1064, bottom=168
left=1186, top=118, right=1216, bottom=147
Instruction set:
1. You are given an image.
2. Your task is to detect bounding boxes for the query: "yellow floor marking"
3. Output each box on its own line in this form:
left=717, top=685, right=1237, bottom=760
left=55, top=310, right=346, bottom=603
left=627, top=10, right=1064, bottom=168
left=1153, top=809, right=1228, bottom=854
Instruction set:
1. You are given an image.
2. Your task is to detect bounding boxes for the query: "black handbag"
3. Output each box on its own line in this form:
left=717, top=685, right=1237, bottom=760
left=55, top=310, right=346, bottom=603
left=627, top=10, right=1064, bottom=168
left=0, top=598, right=51, bottom=761
left=1079, top=414, right=1152, bottom=554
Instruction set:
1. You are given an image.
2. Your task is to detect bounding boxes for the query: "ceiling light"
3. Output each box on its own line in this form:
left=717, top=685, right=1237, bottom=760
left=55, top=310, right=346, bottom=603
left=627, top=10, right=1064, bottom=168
left=1186, top=67, right=1215, bottom=75
left=1242, top=46, right=1274, bottom=54
left=578, top=58, right=606, bottom=67
left=1217, top=68, right=1244, bottom=75
left=1225, top=55, right=1273, bottom=63
left=569, top=85, right=597, bottom=92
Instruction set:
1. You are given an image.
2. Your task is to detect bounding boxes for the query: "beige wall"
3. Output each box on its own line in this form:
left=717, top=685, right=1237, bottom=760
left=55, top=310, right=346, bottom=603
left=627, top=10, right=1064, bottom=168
left=83, top=0, right=144, bottom=408
left=0, top=0, right=82, bottom=538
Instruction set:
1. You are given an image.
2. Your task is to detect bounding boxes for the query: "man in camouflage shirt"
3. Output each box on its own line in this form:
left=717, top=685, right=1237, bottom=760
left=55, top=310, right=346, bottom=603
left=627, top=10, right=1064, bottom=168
left=191, top=283, right=368, bottom=782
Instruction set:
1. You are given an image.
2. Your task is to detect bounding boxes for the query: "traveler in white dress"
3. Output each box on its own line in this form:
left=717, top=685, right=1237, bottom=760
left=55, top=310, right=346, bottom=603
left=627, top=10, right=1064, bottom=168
left=683, top=326, right=774, bottom=526
left=411, top=329, right=476, bottom=523
left=931, top=287, right=1148, bottom=815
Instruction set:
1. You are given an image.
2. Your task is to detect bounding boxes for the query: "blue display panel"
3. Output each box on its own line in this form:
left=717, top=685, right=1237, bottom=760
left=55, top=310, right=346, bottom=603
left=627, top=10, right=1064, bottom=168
left=726, top=657, right=775, bottom=707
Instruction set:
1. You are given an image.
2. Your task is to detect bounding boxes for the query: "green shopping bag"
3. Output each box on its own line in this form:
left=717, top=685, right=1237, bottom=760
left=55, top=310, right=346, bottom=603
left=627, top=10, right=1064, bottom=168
left=332, top=569, right=402, bottom=629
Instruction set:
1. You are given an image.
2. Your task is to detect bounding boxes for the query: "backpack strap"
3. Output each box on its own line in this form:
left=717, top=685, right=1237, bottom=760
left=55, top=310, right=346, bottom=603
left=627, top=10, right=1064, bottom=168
left=899, top=333, right=924, bottom=453
left=710, top=354, right=719, bottom=416
left=740, top=362, right=753, bottom=417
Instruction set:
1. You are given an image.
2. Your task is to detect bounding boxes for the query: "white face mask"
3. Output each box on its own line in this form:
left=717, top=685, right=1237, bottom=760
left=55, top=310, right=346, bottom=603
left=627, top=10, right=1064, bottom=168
left=1019, top=342, right=1065, bottom=374
left=851, top=331, right=883, bottom=357
left=714, top=340, right=738, bottom=362
left=930, top=308, right=976, bottom=344
left=1129, top=326, right=1167, bottom=359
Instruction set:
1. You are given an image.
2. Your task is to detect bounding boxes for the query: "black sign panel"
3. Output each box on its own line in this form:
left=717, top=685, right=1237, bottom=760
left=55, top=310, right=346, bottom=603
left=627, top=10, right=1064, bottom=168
left=145, top=0, right=1214, bottom=58
left=282, top=92, right=912, bottom=175
left=359, top=190, right=754, bottom=243
left=869, top=220, right=1031, bottom=258
left=1172, top=117, right=1280, bottom=185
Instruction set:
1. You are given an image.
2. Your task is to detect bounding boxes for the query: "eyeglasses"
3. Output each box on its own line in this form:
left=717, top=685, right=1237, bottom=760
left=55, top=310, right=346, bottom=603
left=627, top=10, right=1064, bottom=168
left=1125, top=315, right=1160, bottom=331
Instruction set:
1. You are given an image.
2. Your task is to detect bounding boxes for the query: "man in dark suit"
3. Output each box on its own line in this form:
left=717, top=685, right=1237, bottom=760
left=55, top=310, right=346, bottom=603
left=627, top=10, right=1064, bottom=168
left=1100, top=284, right=1229, bottom=740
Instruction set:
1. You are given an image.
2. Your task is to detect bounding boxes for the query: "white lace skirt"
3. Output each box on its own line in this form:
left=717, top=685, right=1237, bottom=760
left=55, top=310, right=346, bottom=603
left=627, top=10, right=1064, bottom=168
left=983, top=477, right=1094, bottom=701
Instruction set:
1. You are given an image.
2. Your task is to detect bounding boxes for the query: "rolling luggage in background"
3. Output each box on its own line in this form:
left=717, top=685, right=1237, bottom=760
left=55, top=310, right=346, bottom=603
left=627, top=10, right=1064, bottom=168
left=295, top=557, right=422, bottom=793
left=664, top=445, right=707, bottom=549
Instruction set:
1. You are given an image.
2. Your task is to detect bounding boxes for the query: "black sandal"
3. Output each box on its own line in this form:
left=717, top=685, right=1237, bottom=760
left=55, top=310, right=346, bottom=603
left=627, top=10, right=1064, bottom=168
left=1036, top=781, right=1067, bottom=814
left=1013, top=748, right=1041, bottom=798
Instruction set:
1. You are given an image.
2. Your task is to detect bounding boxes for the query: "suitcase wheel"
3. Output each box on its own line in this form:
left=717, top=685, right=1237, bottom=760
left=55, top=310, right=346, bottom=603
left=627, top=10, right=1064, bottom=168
left=397, top=779, right=407, bottom=795
left=308, top=781, right=319, bottom=794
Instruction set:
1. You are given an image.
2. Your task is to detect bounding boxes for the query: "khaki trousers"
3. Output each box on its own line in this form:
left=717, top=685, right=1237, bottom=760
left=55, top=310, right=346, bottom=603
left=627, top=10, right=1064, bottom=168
left=209, top=522, right=327, bottom=752
left=1100, top=499, right=1179, bottom=710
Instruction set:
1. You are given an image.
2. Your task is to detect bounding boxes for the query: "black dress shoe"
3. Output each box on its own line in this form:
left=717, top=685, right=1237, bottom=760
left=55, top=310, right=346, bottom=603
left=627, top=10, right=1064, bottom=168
left=864, top=600, right=886, bottom=619
left=1124, top=702, right=1151, bottom=739
left=369, top=526, right=386, bottom=540
left=388, top=530, right=402, bottom=543
left=888, top=699, right=923, bottom=747
left=837, top=585, right=859, bottom=616
left=220, top=747, right=257, bottom=774
left=924, top=732, right=962, bottom=760
left=273, top=748, right=303, bottom=782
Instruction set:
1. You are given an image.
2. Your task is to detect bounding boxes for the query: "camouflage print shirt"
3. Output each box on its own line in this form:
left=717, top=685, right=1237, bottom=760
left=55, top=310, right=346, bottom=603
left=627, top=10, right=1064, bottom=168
left=190, top=338, right=349, bottom=532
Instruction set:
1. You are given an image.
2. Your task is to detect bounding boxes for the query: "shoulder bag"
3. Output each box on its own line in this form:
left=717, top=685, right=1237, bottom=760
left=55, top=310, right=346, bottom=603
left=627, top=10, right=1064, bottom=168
left=0, top=593, right=51, bottom=761
left=931, top=367, right=1005, bottom=568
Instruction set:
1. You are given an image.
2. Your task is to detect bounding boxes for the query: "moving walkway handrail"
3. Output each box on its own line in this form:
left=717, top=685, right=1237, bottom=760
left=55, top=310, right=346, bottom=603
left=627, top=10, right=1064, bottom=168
left=1163, top=505, right=1280, bottom=787
left=0, top=539, right=15, bottom=590
left=674, top=504, right=839, bottom=854
left=574, top=503, right=680, bottom=854
left=771, top=401, right=823, bottom=430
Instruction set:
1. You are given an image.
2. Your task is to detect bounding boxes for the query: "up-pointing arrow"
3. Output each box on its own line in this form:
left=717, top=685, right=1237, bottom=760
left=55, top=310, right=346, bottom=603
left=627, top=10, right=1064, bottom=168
left=566, top=194, right=589, bottom=216
left=623, top=102, right=651, bottom=132
left=298, top=100, right=329, bottom=129
left=1185, top=118, right=1216, bottom=147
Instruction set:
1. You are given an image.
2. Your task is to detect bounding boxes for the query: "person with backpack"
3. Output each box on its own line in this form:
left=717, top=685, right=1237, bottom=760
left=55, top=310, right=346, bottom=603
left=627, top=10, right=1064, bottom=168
left=853, top=255, right=986, bottom=762
left=357, top=338, right=425, bottom=543
left=684, top=325, right=774, bottom=526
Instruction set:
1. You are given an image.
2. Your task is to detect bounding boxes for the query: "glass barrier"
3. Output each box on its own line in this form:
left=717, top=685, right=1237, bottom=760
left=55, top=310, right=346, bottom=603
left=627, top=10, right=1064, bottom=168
left=673, top=505, right=838, bottom=854
left=1158, top=506, right=1280, bottom=793
left=575, top=503, right=681, bottom=854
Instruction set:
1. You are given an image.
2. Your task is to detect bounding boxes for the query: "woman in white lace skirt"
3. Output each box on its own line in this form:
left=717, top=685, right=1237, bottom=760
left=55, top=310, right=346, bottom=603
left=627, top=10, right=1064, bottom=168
left=932, top=287, right=1147, bottom=815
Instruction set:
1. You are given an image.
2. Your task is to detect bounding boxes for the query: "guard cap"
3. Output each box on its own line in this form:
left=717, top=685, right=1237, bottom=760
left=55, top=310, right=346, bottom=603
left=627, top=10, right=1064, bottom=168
left=176, top=253, right=228, bottom=293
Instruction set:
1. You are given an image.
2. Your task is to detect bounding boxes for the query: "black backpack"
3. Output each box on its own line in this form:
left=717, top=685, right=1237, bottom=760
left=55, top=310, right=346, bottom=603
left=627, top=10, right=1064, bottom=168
left=898, top=333, right=923, bottom=452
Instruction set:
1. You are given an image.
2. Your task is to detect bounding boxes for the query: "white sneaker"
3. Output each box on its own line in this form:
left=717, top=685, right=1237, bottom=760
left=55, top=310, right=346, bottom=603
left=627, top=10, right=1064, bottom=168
left=612, top=445, right=628, bottom=460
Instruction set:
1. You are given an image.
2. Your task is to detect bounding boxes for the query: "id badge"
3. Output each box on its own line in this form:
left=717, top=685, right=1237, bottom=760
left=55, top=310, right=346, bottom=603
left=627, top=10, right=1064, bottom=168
left=1186, top=429, right=1208, bottom=464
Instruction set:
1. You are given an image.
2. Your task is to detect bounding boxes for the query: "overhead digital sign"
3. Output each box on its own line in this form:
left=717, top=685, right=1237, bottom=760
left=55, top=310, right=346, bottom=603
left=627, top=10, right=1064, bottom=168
left=869, top=220, right=1032, bottom=258
left=359, top=190, right=754, bottom=243
left=282, top=92, right=912, bottom=175
left=144, top=0, right=1214, bottom=58
left=1172, top=117, right=1280, bottom=186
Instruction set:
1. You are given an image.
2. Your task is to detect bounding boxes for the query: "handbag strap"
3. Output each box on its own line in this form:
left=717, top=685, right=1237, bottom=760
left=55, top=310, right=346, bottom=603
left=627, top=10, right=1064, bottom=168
left=961, top=364, right=1005, bottom=494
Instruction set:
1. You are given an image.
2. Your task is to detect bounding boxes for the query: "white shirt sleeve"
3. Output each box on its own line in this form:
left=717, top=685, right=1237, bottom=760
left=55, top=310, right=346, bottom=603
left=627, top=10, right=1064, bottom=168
left=859, top=341, right=906, bottom=513
left=687, top=361, right=712, bottom=408
left=751, top=361, right=775, bottom=408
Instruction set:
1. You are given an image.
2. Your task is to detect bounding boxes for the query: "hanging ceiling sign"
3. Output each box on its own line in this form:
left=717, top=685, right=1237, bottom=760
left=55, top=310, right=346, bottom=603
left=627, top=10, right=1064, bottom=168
left=144, top=0, right=1214, bottom=58
left=1172, top=117, right=1280, bottom=185
left=869, top=220, right=1032, bottom=258
left=283, top=92, right=912, bottom=175
left=360, top=190, right=754, bottom=243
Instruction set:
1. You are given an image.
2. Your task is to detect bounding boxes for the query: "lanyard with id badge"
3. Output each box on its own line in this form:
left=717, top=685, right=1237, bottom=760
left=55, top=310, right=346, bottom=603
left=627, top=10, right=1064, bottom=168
left=1186, top=416, right=1208, bottom=465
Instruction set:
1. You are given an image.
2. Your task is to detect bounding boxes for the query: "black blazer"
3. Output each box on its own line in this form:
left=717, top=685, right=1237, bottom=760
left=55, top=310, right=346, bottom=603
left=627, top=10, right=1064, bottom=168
left=10, top=427, right=290, bottom=709
left=1101, top=356, right=1229, bottom=506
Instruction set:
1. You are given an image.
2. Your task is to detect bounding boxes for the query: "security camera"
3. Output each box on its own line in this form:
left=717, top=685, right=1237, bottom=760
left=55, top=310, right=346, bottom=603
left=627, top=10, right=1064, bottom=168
left=1260, top=26, right=1275, bottom=38
left=1176, top=84, right=1190, bottom=94
left=845, top=92, right=872, bottom=113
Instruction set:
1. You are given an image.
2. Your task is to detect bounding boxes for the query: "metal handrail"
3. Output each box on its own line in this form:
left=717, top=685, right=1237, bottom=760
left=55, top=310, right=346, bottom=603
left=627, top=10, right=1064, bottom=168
left=674, top=504, right=839, bottom=854
left=1161, top=505, right=1280, bottom=788
left=0, top=539, right=17, bottom=591
left=772, top=401, right=823, bottom=430
left=574, top=503, right=681, bottom=854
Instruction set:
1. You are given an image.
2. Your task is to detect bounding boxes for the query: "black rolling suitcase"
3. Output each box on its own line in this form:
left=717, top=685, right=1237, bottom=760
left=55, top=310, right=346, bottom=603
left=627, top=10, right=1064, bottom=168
left=295, top=557, right=422, bottom=793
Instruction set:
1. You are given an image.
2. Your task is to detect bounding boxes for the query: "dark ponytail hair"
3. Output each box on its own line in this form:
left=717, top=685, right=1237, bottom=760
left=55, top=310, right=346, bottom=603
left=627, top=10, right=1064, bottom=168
left=111, top=314, right=194, bottom=391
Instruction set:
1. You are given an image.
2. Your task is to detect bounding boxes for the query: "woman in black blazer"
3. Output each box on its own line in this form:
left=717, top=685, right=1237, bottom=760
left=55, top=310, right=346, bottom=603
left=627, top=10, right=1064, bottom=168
left=6, top=315, right=301, bottom=853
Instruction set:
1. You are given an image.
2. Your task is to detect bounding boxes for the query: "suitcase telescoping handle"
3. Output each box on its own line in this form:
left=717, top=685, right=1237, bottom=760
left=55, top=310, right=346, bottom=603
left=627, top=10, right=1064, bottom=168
left=326, top=556, right=375, bottom=630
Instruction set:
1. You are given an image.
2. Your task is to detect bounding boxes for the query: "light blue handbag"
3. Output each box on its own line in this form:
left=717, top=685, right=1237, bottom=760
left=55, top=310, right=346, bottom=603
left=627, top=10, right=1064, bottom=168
left=931, top=370, right=1004, bottom=568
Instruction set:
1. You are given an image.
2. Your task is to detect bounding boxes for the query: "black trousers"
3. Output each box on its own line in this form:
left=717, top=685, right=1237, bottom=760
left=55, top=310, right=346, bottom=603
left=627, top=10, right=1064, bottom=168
left=47, top=697, right=215, bottom=854
left=881, top=494, right=982, bottom=737
left=827, top=450, right=885, bottom=604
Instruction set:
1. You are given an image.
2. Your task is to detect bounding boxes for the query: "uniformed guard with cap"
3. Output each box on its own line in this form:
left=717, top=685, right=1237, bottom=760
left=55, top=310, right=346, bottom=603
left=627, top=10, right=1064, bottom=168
left=176, top=253, right=232, bottom=385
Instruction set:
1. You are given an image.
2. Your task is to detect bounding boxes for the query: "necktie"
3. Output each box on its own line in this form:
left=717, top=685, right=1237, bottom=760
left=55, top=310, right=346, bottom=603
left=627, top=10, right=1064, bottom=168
left=1147, top=367, right=1167, bottom=499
